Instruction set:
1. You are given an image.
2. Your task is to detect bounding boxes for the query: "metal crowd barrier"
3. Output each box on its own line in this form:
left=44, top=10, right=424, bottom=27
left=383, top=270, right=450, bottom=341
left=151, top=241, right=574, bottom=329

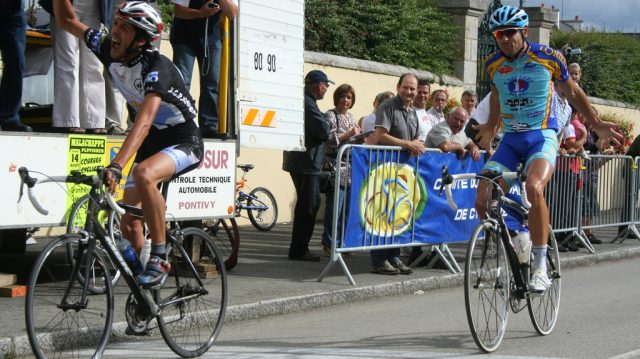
left=317, top=145, right=476, bottom=285
left=612, top=156, right=640, bottom=242
left=318, top=145, right=640, bottom=285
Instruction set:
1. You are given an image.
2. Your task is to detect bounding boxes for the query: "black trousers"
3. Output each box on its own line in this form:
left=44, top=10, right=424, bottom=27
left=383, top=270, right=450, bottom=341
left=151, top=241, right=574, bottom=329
left=289, top=173, right=321, bottom=256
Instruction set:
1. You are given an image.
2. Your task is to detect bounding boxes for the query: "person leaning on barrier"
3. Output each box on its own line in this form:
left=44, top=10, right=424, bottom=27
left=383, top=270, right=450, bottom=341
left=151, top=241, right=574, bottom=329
left=321, top=83, right=360, bottom=257
left=369, top=72, right=425, bottom=275
left=426, top=106, right=481, bottom=161
left=283, top=70, right=332, bottom=262
left=408, top=107, right=480, bottom=267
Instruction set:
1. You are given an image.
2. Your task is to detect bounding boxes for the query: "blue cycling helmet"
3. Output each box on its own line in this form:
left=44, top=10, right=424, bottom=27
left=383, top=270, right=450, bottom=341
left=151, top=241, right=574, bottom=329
left=489, top=5, right=529, bottom=31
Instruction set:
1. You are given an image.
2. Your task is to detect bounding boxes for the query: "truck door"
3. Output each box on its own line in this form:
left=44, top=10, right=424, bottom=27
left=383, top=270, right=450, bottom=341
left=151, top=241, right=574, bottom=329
left=236, top=0, right=305, bottom=151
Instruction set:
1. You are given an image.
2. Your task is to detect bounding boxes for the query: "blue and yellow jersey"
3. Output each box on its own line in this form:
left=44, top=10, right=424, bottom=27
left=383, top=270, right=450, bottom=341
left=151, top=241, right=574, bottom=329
left=485, top=42, right=569, bottom=133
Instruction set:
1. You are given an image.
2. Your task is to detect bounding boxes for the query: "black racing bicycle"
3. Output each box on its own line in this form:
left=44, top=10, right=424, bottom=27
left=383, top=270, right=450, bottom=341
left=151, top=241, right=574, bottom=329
left=19, top=167, right=227, bottom=358
left=440, top=166, right=561, bottom=353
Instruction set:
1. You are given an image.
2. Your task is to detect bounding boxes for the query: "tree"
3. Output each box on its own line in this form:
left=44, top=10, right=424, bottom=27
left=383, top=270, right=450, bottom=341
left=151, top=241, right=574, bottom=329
left=305, top=0, right=459, bottom=76
left=551, top=30, right=640, bottom=107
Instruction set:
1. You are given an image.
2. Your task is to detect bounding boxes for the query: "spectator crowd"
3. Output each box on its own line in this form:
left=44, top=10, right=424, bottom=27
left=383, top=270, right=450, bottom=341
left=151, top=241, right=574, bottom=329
left=3, top=2, right=636, bottom=275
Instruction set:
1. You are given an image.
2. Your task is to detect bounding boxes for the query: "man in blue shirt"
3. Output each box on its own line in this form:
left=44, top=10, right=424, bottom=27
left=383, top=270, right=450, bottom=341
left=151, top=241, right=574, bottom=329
left=476, top=5, right=621, bottom=292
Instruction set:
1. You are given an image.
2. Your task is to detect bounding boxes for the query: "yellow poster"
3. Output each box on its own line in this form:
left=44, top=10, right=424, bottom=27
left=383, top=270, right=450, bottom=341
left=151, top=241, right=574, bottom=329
left=66, top=135, right=107, bottom=218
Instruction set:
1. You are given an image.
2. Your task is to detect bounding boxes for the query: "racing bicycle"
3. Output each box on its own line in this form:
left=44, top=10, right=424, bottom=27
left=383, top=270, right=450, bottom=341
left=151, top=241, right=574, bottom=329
left=19, top=167, right=227, bottom=358
left=440, top=166, right=561, bottom=353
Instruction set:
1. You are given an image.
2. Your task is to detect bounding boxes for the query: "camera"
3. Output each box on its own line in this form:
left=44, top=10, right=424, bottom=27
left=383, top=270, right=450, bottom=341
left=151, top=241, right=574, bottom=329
left=563, top=47, right=582, bottom=57
left=207, top=0, right=219, bottom=7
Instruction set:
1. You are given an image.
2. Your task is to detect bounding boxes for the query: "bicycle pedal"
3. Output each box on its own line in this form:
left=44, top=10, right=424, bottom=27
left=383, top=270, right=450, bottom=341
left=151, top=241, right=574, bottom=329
left=525, top=290, right=545, bottom=298
left=125, top=324, right=151, bottom=336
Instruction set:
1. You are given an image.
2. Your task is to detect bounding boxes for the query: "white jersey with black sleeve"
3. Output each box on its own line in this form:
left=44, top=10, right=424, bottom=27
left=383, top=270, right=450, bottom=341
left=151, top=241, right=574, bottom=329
left=83, top=28, right=198, bottom=130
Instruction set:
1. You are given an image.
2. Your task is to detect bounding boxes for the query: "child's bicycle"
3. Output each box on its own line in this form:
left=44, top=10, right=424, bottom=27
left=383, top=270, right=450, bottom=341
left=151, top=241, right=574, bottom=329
left=19, top=167, right=227, bottom=358
left=439, top=166, right=561, bottom=353
left=235, top=164, right=278, bottom=231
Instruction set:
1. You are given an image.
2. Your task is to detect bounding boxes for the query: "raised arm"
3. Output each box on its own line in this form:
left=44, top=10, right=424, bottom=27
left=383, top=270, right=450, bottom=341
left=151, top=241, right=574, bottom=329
left=53, top=0, right=89, bottom=39
left=559, top=79, right=623, bottom=146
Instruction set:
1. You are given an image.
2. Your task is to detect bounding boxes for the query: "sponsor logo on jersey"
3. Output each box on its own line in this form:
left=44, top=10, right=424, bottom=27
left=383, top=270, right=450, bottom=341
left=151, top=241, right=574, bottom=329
left=527, top=110, right=544, bottom=118
left=506, top=98, right=533, bottom=108
left=134, top=78, right=143, bottom=92
left=145, top=71, right=159, bottom=83
left=498, top=66, right=513, bottom=74
left=506, top=76, right=530, bottom=95
left=524, top=62, right=537, bottom=69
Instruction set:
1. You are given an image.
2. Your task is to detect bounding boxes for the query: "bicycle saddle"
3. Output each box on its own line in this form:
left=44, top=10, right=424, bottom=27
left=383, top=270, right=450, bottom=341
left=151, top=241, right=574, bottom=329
left=237, top=164, right=255, bottom=172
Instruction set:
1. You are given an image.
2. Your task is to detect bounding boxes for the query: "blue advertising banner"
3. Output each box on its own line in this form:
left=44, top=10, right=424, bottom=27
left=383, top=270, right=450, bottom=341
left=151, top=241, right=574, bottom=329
left=343, top=148, right=486, bottom=249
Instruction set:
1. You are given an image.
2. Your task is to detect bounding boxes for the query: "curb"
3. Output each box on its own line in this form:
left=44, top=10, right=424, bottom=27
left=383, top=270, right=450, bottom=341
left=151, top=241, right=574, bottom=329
left=3, top=246, right=639, bottom=357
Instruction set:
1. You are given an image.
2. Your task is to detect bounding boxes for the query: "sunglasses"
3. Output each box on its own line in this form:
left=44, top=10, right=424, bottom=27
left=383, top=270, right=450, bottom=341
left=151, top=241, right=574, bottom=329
left=321, top=81, right=330, bottom=87
left=492, top=28, right=521, bottom=38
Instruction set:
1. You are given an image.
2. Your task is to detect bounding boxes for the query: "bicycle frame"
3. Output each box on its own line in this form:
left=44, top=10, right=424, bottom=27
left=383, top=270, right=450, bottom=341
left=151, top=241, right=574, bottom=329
left=483, top=180, right=558, bottom=300
left=236, top=190, right=268, bottom=212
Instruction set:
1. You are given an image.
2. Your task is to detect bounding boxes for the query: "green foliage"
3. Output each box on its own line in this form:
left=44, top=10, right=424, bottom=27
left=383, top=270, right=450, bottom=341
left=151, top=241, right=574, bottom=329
left=551, top=30, right=640, bottom=107
left=157, top=1, right=174, bottom=30
left=305, top=0, right=459, bottom=76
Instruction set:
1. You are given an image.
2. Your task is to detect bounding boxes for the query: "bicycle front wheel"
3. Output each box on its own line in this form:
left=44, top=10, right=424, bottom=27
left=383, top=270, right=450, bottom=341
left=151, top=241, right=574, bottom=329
left=157, top=227, right=227, bottom=358
left=205, top=218, right=240, bottom=270
left=66, top=194, right=120, bottom=294
left=247, top=187, right=278, bottom=231
left=26, top=235, right=114, bottom=358
left=528, top=227, right=562, bottom=335
left=464, top=221, right=510, bottom=353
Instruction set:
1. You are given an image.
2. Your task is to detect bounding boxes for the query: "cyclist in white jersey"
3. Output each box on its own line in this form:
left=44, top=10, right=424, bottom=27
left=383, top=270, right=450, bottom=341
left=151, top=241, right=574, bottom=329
left=475, top=5, right=621, bottom=292
left=54, top=1, right=203, bottom=287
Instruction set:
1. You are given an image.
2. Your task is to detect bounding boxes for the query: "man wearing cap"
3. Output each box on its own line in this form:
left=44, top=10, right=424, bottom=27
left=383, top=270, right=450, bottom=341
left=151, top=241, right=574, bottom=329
left=282, top=70, right=332, bottom=261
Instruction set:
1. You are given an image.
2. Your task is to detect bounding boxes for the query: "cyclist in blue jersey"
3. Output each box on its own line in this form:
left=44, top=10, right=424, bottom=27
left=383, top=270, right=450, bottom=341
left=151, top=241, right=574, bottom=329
left=54, top=1, right=204, bottom=288
left=475, top=5, right=621, bottom=292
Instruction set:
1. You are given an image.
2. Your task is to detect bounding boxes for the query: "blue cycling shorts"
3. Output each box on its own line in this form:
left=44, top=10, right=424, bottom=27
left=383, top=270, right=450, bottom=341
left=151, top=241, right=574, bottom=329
left=483, top=129, right=558, bottom=179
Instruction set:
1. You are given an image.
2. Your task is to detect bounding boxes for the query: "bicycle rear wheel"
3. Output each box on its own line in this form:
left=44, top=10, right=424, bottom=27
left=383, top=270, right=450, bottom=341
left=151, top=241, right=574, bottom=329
left=528, top=227, right=562, bottom=335
left=247, top=187, right=278, bottom=231
left=204, top=218, right=240, bottom=270
left=464, top=221, right=510, bottom=353
left=26, top=235, right=114, bottom=358
left=66, top=194, right=120, bottom=294
left=156, top=227, right=227, bottom=358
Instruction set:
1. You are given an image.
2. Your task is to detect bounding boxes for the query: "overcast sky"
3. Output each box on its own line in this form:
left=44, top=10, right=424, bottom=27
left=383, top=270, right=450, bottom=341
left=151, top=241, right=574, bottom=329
left=502, top=0, right=640, bottom=32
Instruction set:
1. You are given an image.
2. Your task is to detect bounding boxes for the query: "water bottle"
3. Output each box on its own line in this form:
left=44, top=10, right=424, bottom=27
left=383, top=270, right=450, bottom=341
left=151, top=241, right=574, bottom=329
left=515, top=231, right=531, bottom=264
left=139, top=238, right=151, bottom=269
left=117, top=238, right=144, bottom=275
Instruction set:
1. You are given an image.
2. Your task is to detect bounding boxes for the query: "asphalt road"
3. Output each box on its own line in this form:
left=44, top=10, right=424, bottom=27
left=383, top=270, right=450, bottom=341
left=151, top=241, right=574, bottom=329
left=36, top=257, right=640, bottom=359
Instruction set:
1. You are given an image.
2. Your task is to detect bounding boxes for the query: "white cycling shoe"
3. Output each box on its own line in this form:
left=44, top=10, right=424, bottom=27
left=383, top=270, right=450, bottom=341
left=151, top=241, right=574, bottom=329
left=529, top=269, right=551, bottom=293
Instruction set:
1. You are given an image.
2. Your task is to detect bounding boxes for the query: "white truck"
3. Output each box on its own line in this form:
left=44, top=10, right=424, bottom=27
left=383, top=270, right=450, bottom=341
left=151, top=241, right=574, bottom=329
left=0, top=0, right=306, bottom=250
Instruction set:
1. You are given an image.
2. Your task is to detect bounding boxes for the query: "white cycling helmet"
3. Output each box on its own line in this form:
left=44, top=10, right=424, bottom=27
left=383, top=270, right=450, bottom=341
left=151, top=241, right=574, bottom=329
left=116, top=1, right=164, bottom=41
left=489, top=5, right=529, bottom=31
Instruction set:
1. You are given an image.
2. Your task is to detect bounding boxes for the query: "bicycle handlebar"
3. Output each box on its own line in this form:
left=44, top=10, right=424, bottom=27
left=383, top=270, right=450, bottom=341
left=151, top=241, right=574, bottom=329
left=439, top=166, right=530, bottom=211
left=18, top=167, right=126, bottom=216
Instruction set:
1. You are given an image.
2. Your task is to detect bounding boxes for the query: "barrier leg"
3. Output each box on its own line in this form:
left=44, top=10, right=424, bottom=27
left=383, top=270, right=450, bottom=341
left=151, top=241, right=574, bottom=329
left=408, top=248, right=430, bottom=268
left=441, top=244, right=461, bottom=272
left=428, top=244, right=459, bottom=274
left=613, top=225, right=640, bottom=244
left=317, top=254, right=356, bottom=286
left=575, top=230, right=595, bottom=254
